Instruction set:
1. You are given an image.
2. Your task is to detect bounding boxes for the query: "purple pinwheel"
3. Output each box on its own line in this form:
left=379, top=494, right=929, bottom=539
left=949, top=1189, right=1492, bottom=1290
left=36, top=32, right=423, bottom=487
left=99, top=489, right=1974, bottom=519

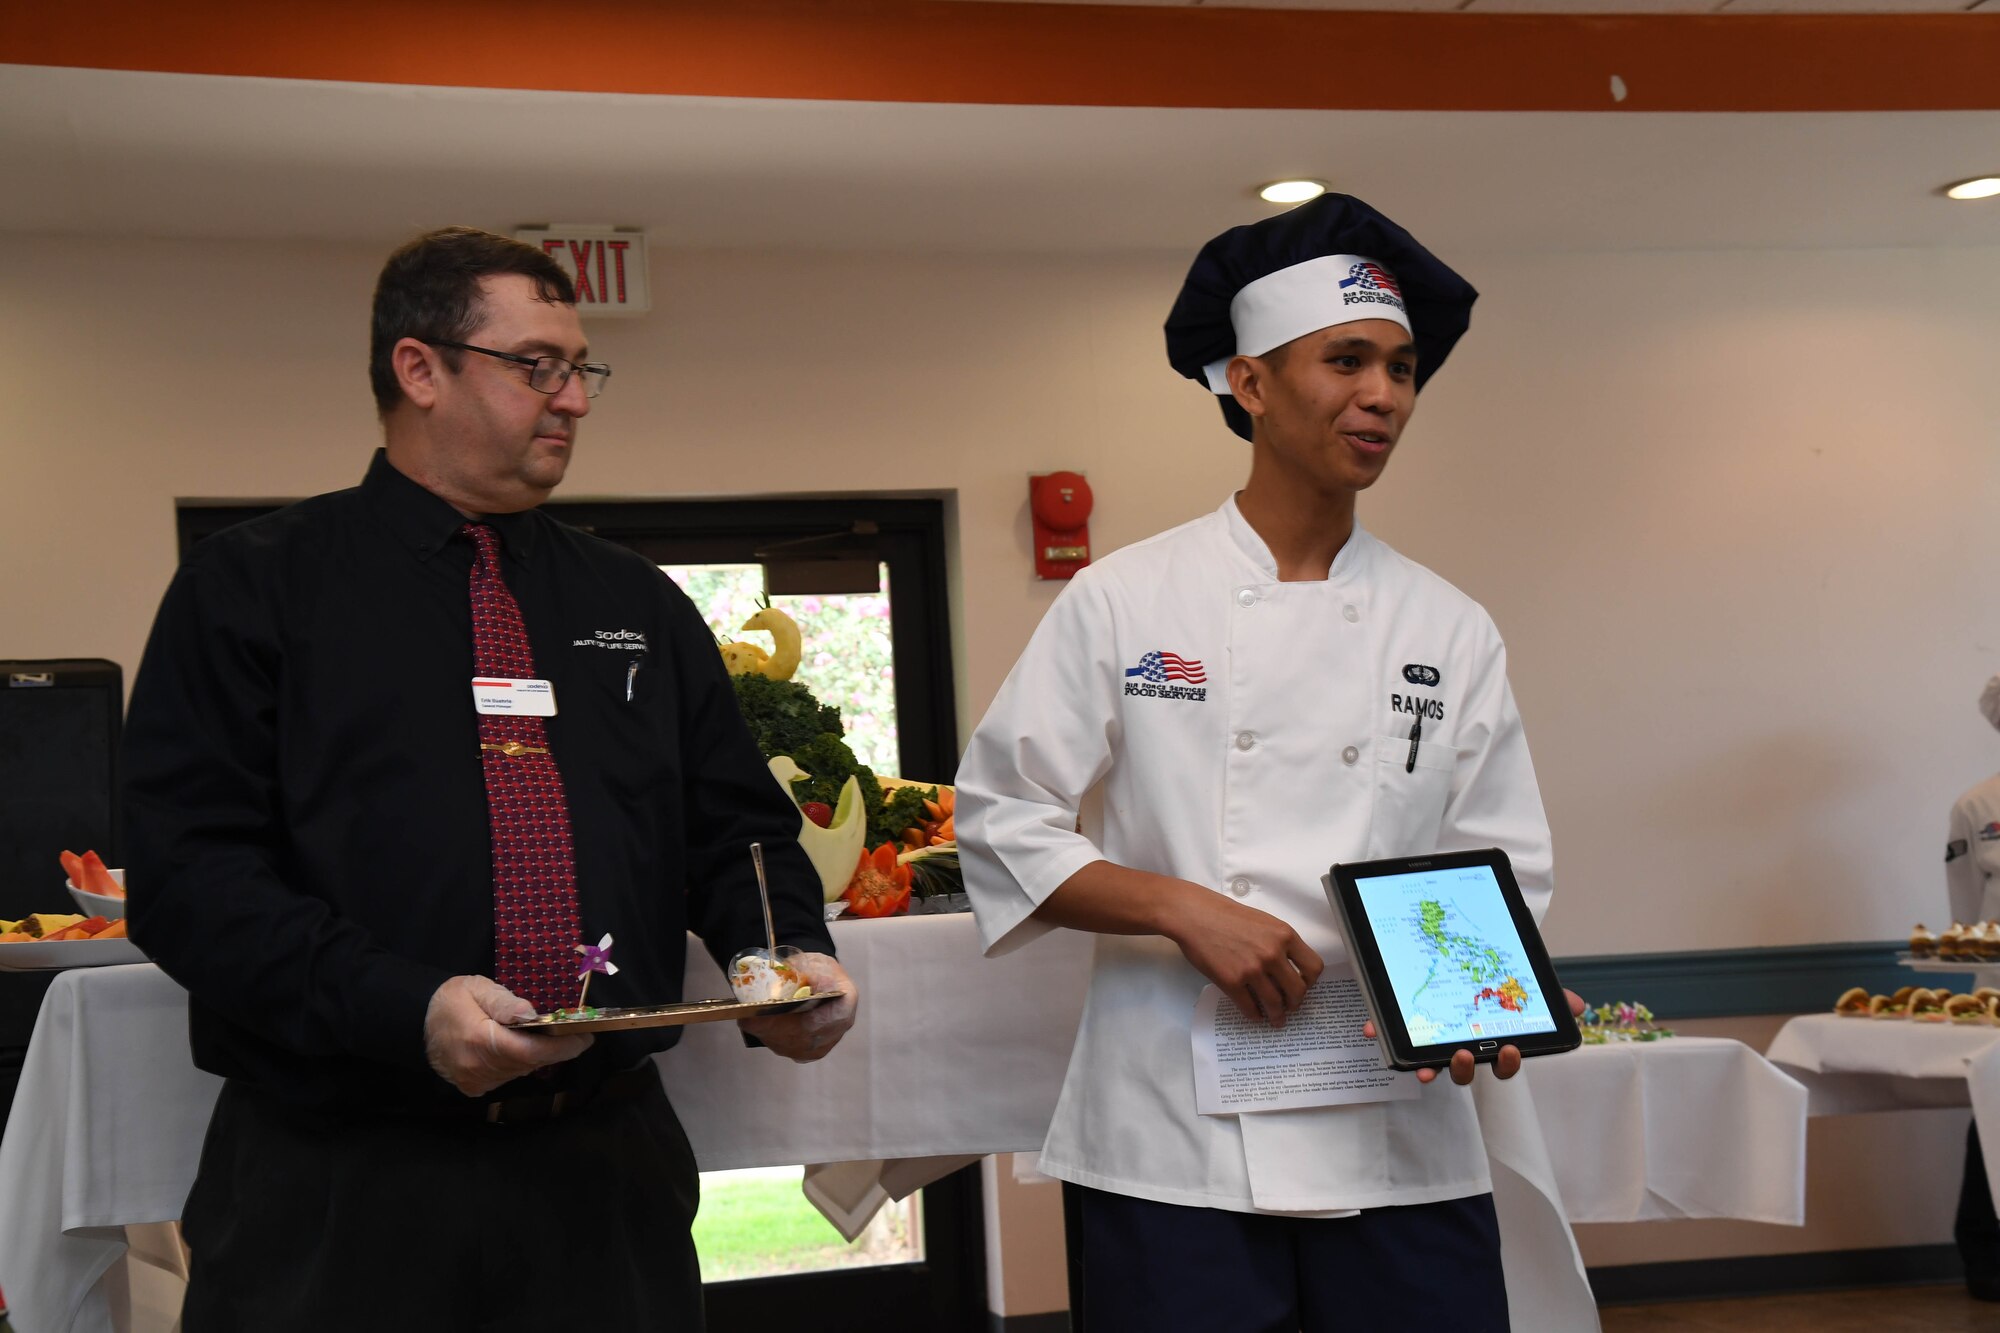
left=575, top=933, right=619, bottom=981
left=570, top=933, right=618, bottom=1011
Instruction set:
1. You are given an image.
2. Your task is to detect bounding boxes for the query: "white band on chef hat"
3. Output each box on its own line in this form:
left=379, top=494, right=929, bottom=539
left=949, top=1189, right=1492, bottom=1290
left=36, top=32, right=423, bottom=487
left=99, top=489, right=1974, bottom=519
left=1980, top=674, right=2000, bottom=731
left=1200, top=253, right=1414, bottom=394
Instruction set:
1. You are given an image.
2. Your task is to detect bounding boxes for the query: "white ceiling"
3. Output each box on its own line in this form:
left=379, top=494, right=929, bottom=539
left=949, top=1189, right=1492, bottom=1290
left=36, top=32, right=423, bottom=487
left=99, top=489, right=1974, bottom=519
left=2, top=63, right=1996, bottom=256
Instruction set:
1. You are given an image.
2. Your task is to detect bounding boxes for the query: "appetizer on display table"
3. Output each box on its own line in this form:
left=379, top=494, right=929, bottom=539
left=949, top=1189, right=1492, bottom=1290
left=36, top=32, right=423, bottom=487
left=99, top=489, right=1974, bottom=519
left=721, top=603, right=961, bottom=920
left=0, top=913, right=128, bottom=944
left=1577, top=1000, right=1675, bottom=1044
left=1907, top=921, right=2000, bottom=963
left=60, top=850, right=125, bottom=906
left=1832, top=985, right=2000, bottom=1024
left=0, top=850, right=144, bottom=969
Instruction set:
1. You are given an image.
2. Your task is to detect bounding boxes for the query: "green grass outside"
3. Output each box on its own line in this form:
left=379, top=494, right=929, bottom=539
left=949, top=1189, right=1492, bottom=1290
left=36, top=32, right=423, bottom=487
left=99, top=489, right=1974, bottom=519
left=693, top=1174, right=917, bottom=1282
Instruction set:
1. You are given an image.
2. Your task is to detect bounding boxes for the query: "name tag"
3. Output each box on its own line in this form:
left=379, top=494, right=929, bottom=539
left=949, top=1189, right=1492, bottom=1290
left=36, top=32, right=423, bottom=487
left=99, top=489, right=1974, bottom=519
left=471, top=678, right=557, bottom=716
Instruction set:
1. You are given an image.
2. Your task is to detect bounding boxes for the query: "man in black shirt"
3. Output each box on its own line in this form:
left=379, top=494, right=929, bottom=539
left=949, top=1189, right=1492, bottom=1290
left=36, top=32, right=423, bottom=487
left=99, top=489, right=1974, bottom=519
left=124, top=226, right=855, bottom=1330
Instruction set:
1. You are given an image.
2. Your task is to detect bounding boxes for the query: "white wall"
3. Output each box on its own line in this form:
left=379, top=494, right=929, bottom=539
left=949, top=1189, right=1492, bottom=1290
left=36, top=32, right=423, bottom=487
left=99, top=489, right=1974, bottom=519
left=4, top=234, right=1997, bottom=956
left=1375, top=246, right=2000, bottom=952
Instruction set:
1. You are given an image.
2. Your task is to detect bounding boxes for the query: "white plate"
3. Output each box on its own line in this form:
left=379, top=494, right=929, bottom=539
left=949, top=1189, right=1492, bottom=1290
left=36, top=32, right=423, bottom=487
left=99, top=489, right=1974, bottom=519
left=0, top=936, right=147, bottom=971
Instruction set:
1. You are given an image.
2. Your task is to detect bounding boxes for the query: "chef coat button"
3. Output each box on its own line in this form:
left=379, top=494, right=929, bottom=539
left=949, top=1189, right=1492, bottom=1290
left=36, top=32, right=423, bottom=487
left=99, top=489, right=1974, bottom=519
left=1343, top=604, right=1360, bottom=623
left=1230, top=877, right=1251, bottom=897
left=1234, top=731, right=1257, bottom=752
left=1236, top=588, right=1258, bottom=608
left=1342, top=745, right=1360, bottom=765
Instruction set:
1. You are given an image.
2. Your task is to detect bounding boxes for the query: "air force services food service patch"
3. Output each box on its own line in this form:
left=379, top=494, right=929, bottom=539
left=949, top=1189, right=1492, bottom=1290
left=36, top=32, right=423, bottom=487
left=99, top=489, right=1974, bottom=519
left=1124, top=650, right=1208, bottom=702
left=1338, top=260, right=1405, bottom=311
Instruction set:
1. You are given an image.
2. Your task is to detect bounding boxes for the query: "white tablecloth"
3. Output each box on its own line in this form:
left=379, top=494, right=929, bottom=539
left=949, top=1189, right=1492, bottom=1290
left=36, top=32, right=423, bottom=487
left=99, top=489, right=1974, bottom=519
left=0, top=915, right=1092, bottom=1331
left=1533, top=1038, right=1808, bottom=1225
left=0, top=964, right=223, bottom=1333
left=0, top=916, right=1817, bottom=1333
left=1767, top=1012, right=2000, bottom=1205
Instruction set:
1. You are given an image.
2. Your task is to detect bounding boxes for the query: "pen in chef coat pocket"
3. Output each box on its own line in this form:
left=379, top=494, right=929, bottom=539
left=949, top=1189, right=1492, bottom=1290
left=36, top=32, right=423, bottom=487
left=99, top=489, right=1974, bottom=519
left=625, top=659, right=639, bottom=702
left=1406, top=713, right=1421, bottom=773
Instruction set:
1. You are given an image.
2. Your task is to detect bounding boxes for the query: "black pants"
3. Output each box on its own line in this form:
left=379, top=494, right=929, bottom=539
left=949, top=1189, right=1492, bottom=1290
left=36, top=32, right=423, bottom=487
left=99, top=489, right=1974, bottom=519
left=1074, top=1185, right=1509, bottom=1333
left=1958, top=1121, right=2000, bottom=1299
left=180, top=1073, right=703, bottom=1332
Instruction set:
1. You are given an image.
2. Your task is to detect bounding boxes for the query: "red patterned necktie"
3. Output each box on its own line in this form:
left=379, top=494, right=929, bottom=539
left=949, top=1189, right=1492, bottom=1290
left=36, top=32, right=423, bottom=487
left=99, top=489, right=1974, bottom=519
left=463, top=522, right=583, bottom=1014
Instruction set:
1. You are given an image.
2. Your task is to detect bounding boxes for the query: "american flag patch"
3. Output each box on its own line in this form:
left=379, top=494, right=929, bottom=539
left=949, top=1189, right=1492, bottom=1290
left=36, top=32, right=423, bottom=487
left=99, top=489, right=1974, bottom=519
left=1338, top=261, right=1403, bottom=300
left=1126, top=650, right=1207, bottom=685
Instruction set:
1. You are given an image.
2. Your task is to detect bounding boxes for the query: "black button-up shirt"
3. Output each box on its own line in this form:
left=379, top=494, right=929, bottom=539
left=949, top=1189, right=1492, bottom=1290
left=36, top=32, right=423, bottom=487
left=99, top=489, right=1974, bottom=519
left=124, top=450, right=833, bottom=1110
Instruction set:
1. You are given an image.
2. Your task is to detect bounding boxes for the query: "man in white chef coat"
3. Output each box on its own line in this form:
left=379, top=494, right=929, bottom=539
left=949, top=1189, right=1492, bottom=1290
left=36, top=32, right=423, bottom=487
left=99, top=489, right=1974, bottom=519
left=1946, top=677, right=2000, bottom=930
left=957, top=195, right=1573, bottom=1332
left=1948, top=674, right=2000, bottom=1301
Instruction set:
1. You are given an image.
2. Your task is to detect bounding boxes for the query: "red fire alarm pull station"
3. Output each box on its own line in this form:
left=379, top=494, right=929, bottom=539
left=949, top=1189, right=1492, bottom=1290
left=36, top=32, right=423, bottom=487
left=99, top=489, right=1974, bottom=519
left=1030, top=471, right=1094, bottom=580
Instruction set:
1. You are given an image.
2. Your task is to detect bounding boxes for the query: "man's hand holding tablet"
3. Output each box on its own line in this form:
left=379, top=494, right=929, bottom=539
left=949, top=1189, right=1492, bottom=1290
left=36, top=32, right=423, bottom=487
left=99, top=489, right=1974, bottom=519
left=1324, top=848, right=1585, bottom=1079
left=1362, top=989, right=1587, bottom=1084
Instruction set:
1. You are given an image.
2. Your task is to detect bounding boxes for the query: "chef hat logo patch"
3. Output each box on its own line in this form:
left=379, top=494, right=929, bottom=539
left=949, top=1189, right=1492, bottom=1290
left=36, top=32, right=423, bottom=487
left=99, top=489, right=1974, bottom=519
left=1339, top=262, right=1405, bottom=305
left=1402, top=664, right=1440, bottom=687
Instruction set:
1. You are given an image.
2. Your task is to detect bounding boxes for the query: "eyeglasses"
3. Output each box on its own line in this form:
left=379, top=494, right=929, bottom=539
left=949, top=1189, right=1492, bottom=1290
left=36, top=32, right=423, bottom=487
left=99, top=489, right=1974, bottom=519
left=422, top=340, right=612, bottom=399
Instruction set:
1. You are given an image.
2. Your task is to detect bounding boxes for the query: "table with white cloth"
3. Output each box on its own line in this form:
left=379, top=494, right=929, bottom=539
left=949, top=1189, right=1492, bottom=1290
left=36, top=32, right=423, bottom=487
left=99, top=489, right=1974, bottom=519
left=0, top=914, right=1089, bottom=1332
left=1534, top=1037, right=1808, bottom=1226
left=0, top=913, right=1803, bottom=1333
left=1767, top=1012, right=2000, bottom=1205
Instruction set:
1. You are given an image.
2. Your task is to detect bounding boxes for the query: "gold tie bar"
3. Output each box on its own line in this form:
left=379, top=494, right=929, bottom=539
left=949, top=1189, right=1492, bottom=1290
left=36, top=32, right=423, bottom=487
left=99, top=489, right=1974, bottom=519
left=481, top=741, right=550, bottom=758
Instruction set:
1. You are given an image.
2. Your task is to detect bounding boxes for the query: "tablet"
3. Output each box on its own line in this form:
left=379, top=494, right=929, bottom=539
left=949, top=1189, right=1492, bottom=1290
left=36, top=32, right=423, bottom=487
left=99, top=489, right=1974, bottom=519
left=1322, top=848, right=1579, bottom=1071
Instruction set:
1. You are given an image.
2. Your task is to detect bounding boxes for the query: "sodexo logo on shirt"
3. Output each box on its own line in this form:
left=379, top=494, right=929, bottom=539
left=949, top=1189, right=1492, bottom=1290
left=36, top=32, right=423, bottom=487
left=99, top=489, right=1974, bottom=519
left=573, top=628, right=649, bottom=651
left=1124, top=650, right=1208, bottom=703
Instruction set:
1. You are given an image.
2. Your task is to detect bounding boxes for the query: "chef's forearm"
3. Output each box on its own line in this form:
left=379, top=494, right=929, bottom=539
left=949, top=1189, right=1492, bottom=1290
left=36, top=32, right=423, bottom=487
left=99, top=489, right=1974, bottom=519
left=1032, top=859, right=1207, bottom=942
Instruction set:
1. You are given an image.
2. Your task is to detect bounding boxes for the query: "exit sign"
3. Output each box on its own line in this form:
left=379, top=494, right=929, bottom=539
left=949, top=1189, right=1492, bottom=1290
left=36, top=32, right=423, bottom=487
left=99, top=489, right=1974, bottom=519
left=515, top=226, right=650, bottom=317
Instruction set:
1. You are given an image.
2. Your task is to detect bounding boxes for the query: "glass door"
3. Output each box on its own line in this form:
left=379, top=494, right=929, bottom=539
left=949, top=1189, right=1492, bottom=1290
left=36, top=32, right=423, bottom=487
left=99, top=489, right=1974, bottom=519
left=663, top=561, right=901, bottom=775
left=552, top=495, right=982, bottom=1331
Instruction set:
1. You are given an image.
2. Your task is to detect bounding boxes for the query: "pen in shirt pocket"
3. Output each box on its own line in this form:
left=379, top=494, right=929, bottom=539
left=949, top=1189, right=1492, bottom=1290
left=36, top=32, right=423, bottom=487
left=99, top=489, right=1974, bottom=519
left=1406, top=712, right=1422, bottom=774
left=625, top=658, right=640, bottom=703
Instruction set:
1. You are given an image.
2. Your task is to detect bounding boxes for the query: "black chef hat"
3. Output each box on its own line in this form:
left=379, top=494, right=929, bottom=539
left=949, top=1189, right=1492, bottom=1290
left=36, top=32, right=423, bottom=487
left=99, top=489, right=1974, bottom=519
left=1164, top=194, right=1477, bottom=441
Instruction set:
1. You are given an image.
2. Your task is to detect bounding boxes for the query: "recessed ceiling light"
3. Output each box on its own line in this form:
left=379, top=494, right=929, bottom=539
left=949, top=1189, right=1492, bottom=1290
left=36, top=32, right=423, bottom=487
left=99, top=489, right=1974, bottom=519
left=1258, top=179, right=1328, bottom=206
left=1943, top=176, right=2000, bottom=201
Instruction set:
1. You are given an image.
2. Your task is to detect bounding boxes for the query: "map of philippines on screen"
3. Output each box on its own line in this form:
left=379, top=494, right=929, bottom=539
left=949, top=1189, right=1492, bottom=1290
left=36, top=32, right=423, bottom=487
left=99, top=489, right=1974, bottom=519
left=1356, top=865, right=1559, bottom=1045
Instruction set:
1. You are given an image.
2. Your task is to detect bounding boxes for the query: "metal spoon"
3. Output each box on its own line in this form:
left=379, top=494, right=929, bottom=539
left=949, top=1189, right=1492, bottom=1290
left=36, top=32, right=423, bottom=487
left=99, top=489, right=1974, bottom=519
left=750, top=841, right=778, bottom=964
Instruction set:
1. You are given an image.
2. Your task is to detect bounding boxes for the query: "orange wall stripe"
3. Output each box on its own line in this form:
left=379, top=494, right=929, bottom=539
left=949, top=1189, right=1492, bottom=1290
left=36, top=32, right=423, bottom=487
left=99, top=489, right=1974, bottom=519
left=4, top=0, right=1998, bottom=112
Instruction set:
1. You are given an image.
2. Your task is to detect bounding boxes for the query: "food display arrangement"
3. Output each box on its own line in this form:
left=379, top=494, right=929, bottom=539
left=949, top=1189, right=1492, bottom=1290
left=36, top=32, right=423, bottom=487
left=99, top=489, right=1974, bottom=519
left=1834, top=984, right=2000, bottom=1023
left=722, top=603, right=959, bottom=920
left=1905, top=922, right=2000, bottom=965
left=0, top=912, right=128, bottom=946
left=0, top=849, right=142, bottom=969
left=1578, top=1000, right=1675, bottom=1044
left=515, top=932, right=834, bottom=1035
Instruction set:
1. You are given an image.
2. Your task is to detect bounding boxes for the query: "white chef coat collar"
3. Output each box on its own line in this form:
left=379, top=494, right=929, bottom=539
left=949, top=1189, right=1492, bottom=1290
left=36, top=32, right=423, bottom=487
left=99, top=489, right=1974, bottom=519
left=1221, top=493, right=1370, bottom=584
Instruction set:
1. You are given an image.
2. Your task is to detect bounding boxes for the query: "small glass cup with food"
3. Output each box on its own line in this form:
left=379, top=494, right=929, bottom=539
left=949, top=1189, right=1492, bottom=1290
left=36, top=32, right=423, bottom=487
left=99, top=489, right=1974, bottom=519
left=728, top=945, right=814, bottom=1005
